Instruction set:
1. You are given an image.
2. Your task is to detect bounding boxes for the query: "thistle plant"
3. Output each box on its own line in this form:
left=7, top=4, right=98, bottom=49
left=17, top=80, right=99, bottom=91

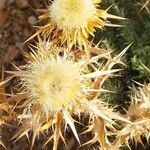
left=8, top=40, right=131, bottom=150
left=2, top=0, right=150, bottom=150
left=2, top=0, right=129, bottom=149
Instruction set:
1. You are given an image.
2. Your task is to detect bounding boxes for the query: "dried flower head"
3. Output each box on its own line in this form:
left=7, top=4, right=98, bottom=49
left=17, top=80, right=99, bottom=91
left=31, top=0, right=125, bottom=48
left=11, top=42, right=130, bottom=149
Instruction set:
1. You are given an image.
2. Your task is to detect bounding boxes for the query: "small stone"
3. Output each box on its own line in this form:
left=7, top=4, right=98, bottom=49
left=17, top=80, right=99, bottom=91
left=28, top=16, right=37, bottom=25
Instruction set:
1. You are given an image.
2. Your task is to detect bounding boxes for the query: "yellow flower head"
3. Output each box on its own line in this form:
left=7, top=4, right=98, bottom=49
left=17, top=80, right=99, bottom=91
left=22, top=52, right=82, bottom=112
left=12, top=43, right=130, bottom=149
left=33, top=0, right=125, bottom=48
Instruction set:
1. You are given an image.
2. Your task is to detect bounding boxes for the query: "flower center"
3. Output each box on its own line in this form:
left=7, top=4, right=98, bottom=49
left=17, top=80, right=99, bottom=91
left=50, top=0, right=96, bottom=30
left=23, top=56, right=82, bottom=112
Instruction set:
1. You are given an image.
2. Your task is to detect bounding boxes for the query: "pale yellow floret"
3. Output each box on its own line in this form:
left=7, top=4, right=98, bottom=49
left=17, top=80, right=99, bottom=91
left=50, top=0, right=96, bottom=30
left=22, top=53, right=82, bottom=112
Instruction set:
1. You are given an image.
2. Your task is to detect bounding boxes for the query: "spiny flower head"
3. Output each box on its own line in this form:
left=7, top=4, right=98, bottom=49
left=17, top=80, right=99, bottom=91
left=22, top=51, right=82, bottom=112
left=32, top=0, right=125, bottom=48
left=11, top=42, right=130, bottom=150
